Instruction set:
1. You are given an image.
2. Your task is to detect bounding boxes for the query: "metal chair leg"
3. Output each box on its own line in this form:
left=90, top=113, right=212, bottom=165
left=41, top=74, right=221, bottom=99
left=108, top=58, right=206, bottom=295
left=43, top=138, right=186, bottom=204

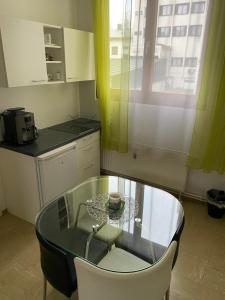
left=165, top=287, right=170, bottom=300
left=43, top=276, right=47, bottom=300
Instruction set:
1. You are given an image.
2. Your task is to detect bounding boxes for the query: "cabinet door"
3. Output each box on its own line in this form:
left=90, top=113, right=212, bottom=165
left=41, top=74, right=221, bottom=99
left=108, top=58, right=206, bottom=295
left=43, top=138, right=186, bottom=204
left=64, top=28, right=95, bottom=82
left=0, top=16, right=48, bottom=87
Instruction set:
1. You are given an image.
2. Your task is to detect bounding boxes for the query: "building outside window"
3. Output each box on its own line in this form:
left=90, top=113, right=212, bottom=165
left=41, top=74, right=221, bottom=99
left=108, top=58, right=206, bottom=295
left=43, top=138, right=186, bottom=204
left=117, top=24, right=122, bottom=31
left=157, top=27, right=171, bottom=37
left=159, top=5, right=173, bottom=16
left=135, top=10, right=143, bottom=16
left=171, top=57, right=183, bottom=67
left=172, top=26, right=187, bottom=37
left=191, top=1, right=205, bottom=14
left=185, top=57, right=198, bottom=67
left=111, top=46, right=118, bottom=55
left=188, top=25, right=202, bottom=36
left=110, top=0, right=209, bottom=98
left=134, top=31, right=142, bottom=36
left=175, top=3, right=190, bottom=15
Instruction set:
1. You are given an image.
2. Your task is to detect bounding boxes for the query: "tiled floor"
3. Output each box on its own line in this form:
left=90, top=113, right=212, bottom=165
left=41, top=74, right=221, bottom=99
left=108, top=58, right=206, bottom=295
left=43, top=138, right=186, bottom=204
left=0, top=199, right=225, bottom=299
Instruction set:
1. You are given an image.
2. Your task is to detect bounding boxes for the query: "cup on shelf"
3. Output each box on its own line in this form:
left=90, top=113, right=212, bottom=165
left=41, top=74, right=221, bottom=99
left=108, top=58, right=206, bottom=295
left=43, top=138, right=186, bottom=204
left=44, top=33, right=52, bottom=45
left=55, top=72, right=61, bottom=81
left=47, top=73, right=53, bottom=81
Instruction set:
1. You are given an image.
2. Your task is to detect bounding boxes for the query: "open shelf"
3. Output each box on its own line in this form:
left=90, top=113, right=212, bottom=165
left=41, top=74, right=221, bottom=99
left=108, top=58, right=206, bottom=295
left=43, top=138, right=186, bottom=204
left=43, top=24, right=62, bottom=29
left=46, top=80, right=64, bottom=84
left=43, top=25, right=65, bottom=84
left=45, top=44, right=61, bottom=49
left=46, top=61, right=62, bottom=64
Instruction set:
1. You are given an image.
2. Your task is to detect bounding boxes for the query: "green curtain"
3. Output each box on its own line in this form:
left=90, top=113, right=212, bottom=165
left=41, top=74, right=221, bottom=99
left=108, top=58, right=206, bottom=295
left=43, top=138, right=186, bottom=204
left=94, top=0, right=131, bottom=153
left=187, top=0, right=225, bottom=174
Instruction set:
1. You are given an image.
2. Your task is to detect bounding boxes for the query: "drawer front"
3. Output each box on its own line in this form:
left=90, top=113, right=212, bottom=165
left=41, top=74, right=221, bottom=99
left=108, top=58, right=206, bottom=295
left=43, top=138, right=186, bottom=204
left=76, top=131, right=99, bottom=150
left=79, top=161, right=100, bottom=183
left=77, top=141, right=99, bottom=168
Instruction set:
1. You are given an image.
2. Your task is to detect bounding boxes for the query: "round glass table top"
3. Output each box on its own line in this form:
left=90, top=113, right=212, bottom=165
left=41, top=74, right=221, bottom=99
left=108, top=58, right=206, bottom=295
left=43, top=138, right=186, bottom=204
left=36, top=176, right=184, bottom=273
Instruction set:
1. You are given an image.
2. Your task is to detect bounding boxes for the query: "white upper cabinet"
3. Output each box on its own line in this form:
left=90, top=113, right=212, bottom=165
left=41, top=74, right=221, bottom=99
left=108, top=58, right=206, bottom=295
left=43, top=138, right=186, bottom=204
left=64, top=28, right=95, bottom=82
left=0, top=16, right=48, bottom=87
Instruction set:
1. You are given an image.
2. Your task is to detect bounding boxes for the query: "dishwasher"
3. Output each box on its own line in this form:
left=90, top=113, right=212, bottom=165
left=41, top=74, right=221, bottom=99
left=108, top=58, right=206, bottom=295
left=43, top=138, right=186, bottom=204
left=37, top=141, right=78, bottom=207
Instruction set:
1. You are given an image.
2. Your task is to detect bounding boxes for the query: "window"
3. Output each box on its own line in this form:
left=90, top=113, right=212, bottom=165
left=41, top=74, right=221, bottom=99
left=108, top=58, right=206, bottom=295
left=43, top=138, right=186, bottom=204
left=185, top=57, right=198, bottom=67
left=172, top=26, right=187, bottom=37
left=157, top=27, right=171, bottom=37
left=111, top=46, right=118, bottom=55
left=175, top=3, right=190, bottom=15
left=117, top=24, right=122, bottom=31
left=134, top=31, right=142, bottom=36
left=188, top=25, right=202, bottom=36
left=159, top=5, right=173, bottom=16
left=135, top=10, right=143, bottom=16
left=110, top=0, right=210, bottom=104
left=191, top=2, right=205, bottom=14
left=171, top=57, right=183, bottom=67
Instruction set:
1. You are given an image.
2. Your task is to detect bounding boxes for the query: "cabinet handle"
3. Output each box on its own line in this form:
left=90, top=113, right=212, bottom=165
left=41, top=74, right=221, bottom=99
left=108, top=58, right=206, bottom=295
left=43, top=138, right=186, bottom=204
left=82, top=146, right=92, bottom=152
left=67, top=77, right=78, bottom=80
left=31, top=80, right=47, bottom=83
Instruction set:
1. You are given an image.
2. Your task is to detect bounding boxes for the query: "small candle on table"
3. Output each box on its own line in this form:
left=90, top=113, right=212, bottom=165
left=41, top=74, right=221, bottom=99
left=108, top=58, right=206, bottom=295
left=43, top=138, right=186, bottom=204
left=109, top=192, right=121, bottom=210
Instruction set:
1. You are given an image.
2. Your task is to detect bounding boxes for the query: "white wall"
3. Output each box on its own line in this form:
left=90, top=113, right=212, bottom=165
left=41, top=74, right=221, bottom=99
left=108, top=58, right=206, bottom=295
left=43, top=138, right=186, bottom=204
left=186, top=170, right=225, bottom=199
left=0, top=0, right=80, bottom=211
left=77, top=0, right=93, bottom=32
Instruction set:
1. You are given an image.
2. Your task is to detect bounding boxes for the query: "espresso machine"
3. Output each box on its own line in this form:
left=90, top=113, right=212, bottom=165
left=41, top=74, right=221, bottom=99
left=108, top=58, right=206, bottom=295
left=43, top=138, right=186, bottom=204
left=1, top=107, right=37, bottom=145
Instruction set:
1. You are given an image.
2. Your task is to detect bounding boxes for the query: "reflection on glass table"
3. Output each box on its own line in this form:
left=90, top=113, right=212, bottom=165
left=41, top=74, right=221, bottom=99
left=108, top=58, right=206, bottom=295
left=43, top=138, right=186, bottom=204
left=36, top=176, right=184, bottom=273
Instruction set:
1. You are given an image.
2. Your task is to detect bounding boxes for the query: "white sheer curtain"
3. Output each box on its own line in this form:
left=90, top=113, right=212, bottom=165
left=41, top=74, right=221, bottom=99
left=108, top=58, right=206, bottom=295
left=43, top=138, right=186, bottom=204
left=104, top=0, right=211, bottom=192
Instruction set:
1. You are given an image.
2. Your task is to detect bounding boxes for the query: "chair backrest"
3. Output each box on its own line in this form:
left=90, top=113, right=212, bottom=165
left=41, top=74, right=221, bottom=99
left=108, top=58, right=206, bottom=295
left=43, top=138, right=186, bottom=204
left=75, top=241, right=177, bottom=300
left=36, top=230, right=77, bottom=298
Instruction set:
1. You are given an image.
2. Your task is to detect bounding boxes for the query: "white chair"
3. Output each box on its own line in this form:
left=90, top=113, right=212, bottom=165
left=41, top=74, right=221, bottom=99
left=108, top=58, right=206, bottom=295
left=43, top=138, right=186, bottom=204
left=75, top=241, right=177, bottom=300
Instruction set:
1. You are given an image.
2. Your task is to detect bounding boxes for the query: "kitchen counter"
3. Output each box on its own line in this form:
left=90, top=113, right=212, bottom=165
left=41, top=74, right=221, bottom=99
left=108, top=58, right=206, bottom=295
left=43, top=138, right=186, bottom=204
left=0, top=118, right=101, bottom=157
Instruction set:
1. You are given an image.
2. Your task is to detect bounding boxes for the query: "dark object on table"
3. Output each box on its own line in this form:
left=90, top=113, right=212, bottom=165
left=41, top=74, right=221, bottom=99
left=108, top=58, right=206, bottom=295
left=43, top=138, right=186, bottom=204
left=207, top=189, right=225, bottom=219
left=106, top=199, right=125, bottom=220
left=36, top=230, right=77, bottom=299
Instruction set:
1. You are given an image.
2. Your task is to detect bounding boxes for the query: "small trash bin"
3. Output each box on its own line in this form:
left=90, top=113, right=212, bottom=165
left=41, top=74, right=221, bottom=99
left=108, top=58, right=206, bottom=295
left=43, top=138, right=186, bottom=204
left=207, top=189, right=225, bottom=219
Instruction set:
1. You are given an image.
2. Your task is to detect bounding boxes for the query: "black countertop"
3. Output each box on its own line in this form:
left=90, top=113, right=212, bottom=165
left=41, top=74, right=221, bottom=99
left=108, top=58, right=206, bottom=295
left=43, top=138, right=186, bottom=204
left=0, top=118, right=101, bottom=157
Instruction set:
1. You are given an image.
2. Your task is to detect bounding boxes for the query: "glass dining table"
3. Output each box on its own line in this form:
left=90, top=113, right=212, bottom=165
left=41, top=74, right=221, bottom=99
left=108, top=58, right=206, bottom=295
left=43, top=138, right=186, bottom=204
left=36, top=176, right=184, bottom=273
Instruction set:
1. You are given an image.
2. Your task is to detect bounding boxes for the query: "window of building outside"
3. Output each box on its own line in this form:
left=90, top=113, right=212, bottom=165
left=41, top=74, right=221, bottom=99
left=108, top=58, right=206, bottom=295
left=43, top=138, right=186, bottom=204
left=191, top=1, right=205, bottom=14
left=185, top=57, right=198, bottom=67
left=171, top=57, right=183, bottom=67
left=172, top=26, right=187, bottom=37
left=109, top=0, right=210, bottom=107
left=135, top=10, right=143, bottom=16
left=188, top=25, right=202, bottom=36
left=134, top=31, right=142, bottom=36
left=157, top=27, right=171, bottom=37
left=117, top=24, right=122, bottom=31
left=159, top=5, right=173, bottom=16
left=175, top=3, right=190, bottom=15
left=112, top=46, right=118, bottom=55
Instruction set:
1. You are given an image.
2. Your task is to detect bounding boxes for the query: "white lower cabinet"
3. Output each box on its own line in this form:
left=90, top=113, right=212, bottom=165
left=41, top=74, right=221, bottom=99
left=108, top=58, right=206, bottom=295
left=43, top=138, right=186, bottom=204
left=76, top=131, right=100, bottom=183
left=0, top=131, right=100, bottom=223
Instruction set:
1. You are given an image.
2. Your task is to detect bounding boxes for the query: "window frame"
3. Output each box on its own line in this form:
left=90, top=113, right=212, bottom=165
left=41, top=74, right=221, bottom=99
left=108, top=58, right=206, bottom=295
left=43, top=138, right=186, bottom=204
left=172, top=26, right=187, bottom=37
left=175, top=3, right=190, bottom=15
left=111, top=46, right=119, bottom=55
left=188, top=25, right=202, bottom=37
left=191, top=1, right=205, bottom=14
left=184, top=57, right=198, bottom=67
left=159, top=4, right=173, bottom=16
left=110, top=0, right=211, bottom=109
left=157, top=26, right=171, bottom=38
left=171, top=57, right=184, bottom=67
